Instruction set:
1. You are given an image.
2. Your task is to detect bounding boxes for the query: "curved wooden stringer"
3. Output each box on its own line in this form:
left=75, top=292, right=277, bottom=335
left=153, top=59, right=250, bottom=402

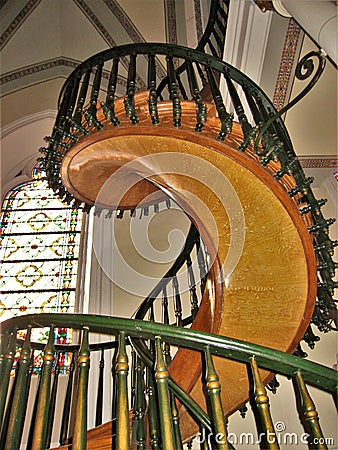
left=60, top=93, right=317, bottom=442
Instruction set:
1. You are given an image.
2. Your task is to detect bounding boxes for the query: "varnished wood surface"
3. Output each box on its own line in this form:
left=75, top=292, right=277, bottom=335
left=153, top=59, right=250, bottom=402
left=60, top=93, right=317, bottom=443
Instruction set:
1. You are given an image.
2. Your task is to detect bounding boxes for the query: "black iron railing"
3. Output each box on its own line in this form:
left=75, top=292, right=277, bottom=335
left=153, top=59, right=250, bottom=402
left=39, top=43, right=336, bottom=339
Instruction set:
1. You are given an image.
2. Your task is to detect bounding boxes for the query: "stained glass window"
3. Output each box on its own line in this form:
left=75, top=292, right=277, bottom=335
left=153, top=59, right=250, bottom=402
left=0, top=164, right=83, bottom=349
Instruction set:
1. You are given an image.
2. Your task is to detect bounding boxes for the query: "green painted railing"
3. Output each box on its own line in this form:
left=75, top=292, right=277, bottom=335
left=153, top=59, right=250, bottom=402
left=0, top=314, right=336, bottom=449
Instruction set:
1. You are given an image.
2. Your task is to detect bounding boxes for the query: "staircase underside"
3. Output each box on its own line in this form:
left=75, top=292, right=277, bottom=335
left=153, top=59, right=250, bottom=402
left=60, top=93, right=317, bottom=442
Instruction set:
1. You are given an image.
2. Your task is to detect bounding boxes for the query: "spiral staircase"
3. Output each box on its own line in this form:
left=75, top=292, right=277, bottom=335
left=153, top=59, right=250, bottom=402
left=0, top=1, right=337, bottom=449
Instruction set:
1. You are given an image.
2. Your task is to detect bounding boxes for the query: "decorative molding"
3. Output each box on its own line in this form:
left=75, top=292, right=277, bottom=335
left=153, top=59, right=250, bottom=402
left=298, top=157, right=338, bottom=169
left=164, top=0, right=179, bottom=68
left=103, top=0, right=145, bottom=44
left=272, top=0, right=292, bottom=18
left=0, top=0, right=42, bottom=50
left=0, top=58, right=79, bottom=85
left=73, top=0, right=146, bottom=89
left=164, top=0, right=178, bottom=45
left=194, top=0, right=203, bottom=41
left=272, top=18, right=303, bottom=111
left=0, top=57, right=128, bottom=93
left=0, top=0, right=146, bottom=90
left=73, top=0, right=117, bottom=48
left=0, top=0, right=10, bottom=9
left=103, top=0, right=166, bottom=79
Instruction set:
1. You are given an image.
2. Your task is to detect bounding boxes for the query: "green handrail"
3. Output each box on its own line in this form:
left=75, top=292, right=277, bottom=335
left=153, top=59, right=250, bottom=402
left=1, top=313, right=336, bottom=394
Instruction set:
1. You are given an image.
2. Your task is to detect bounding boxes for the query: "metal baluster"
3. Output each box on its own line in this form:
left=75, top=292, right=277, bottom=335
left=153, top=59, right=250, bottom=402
left=0, top=331, right=16, bottom=426
left=111, top=345, right=118, bottom=448
left=65, top=74, right=82, bottom=129
left=253, top=95, right=279, bottom=157
left=170, top=392, right=183, bottom=450
left=148, top=53, right=159, bottom=124
left=46, top=351, right=61, bottom=448
left=294, top=371, right=327, bottom=449
left=73, top=69, right=91, bottom=131
left=162, top=287, right=172, bottom=366
left=303, top=326, right=320, bottom=350
left=147, top=364, right=160, bottom=450
left=211, top=29, right=223, bottom=55
left=199, top=428, right=211, bottom=450
left=149, top=304, right=155, bottom=322
left=196, top=238, right=207, bottom=297
left=131, top=348, right=136, bottom=422
left=26, top=357, right=43, bottom=450
left=0, top=331, right=7, bottom=378
left=196, top=62, right=207, bottom=87
left=223, top=74, right=255, bottom=150
left=242, top=84, right=263, bottom=129
left=103, top=57, right=120, bottom=126
left=250, top=357, right=279, bottom=450
left=186, top=60, right=206, bottom=132
left=134, top=357, right=146, bottom=449
left=124, top=54, right=139, bottom=124
left=207, top=38, right=219, bottom=57
left=214, top=14, right=226, bottom=50
left=167, top=55, right=181, bottom=127
left=154, top=337, right=175, bottom=450
left=294, top=344, right=308, bottom=359
left=24, top=350, right=35, bottom=433
left=115, top=331, right=130, bottom=450
left=31, top=326, right=55, bottom=450
left=84, top=61, right=104, bottom=130
left=187, top=254, right=198, bottom=320
left=173, top=276, right=183, bottom=328
left=73, top=327, right=90, bottom=449
left=95, top=347, right=105, bottom=427
left=131, top=349, right=137, bottom=444
left=4, top=327, right=32, bottom=450
left=162, top=286, right=169, bottom=326
left=54, top=82, right=73, bottom=130
left=206, top=66, right=233, bottom=140
left=255, top=96, right=276, bottom=134
left=204, top=347, right=229, bottom=449
left=59, top=352, right=75, bottom=445
left=0, top=366, right=16, bottom=449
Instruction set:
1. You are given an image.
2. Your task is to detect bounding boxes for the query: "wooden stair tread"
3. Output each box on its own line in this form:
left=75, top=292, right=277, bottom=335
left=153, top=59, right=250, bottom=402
left=50, top=421, right=114, bottom=449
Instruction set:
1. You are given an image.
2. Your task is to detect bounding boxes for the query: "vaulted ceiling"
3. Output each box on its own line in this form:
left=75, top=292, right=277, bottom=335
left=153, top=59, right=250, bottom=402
left=1, top=0, right=337, bottom=199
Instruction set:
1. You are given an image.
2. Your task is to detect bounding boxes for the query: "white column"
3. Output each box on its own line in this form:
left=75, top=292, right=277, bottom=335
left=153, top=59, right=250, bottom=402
left=273, top=0, right=337, bottom=65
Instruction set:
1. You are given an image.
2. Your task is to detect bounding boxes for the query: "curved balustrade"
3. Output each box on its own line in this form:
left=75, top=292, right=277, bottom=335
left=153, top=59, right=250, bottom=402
left=134, top=223, right=207, bottom=325
left=2, top=1, right=336, bottom=448
left=0, top=314, right=336, bottom=449
left=40, top=42, right=336, bottom=342
left=156, top=0, right=230, bottom=97
left=95, top=203, right=209, bottom=329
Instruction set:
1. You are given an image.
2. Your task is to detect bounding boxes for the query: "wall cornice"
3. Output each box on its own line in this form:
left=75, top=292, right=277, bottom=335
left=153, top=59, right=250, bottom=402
left=0, top=0, right=42, bottom=50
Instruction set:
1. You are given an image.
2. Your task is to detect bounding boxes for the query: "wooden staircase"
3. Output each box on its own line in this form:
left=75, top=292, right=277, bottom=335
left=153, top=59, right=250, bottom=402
left=1, top=4, right=336, bottom=444
left=59, top=91, right=317, bottom=443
